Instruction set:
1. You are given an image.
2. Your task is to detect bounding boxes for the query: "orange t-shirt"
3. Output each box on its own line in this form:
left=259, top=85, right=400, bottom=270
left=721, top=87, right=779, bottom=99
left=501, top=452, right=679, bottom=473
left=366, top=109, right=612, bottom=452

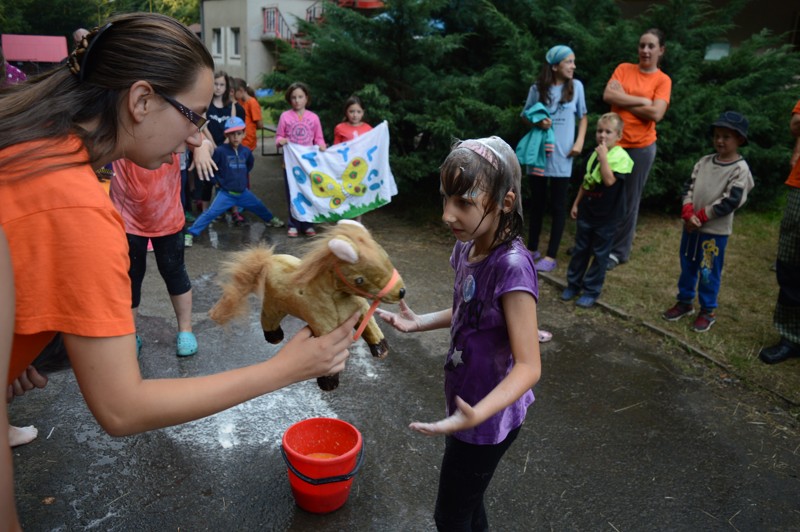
left=110, top=153, right=185, bottom=236
left=608, top=63, right=672, bottom=148
left=785, top=100, right=800, bottom=189
left=240, top=97, right=263, bottom=151
left=0, top=137, right=134, bottom=383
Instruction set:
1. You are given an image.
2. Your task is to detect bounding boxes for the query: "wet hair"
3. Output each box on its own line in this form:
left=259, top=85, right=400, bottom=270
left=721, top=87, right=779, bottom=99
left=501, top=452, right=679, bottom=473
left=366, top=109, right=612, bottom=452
left=0, top=13, right=213, bottom=173
left=214, top=70, right=235, bottom=107
left=597, top=112, right=624, bottom=136
left=285, top=81, right=310, bottom=106
left=439, top=136, right=523, bottom=249
left=342, top=94, right=365, bottom=120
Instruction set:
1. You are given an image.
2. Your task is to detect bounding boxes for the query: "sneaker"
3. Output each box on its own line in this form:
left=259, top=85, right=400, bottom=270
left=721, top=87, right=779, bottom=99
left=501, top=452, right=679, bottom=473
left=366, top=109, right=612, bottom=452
left=184, top=233, right=193, bottom=248
left=692, top=310, right=716, bottom=333
left=535, top=257, right=557, bottom=273
left=287, top=227, right=299, bottom=238
left=606, top=254, right=619, bottom=271
left=176, top=331, right=198, bottom=357
left=529, top=250, right=541, bottom=261
left=267, top=216, right=285, bottom=228
left=575, top=295, right=597, bottom=308
left=184, top=211, right=196, bottom=223
left=146, top=239, right=154, bottom=252
left=662, top=302, right=694, bottom=321
left=304, top=227, right=317, bottom=237
left=561, top=287, right=578, bottom=301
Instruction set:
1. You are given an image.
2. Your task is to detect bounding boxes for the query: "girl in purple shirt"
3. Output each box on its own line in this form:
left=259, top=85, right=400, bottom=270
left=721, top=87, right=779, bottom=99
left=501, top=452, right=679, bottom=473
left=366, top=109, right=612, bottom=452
left=377, top=136, right=542, bottom=530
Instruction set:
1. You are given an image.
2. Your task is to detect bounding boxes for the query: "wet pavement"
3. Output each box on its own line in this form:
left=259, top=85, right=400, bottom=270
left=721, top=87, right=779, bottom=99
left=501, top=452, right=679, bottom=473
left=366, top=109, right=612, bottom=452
left=9, top=150, right=800, bottom=531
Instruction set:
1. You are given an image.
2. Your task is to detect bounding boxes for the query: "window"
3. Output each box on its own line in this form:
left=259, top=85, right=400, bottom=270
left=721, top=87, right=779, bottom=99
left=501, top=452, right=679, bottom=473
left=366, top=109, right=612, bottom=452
left=212, top=28, right=222, bottom=56
left=230, top=27, right=241, bottom=58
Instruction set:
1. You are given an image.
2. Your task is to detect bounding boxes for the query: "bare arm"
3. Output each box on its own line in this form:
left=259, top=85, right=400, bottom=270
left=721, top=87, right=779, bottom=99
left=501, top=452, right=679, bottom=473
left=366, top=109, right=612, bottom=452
left=603, top=79, right=668, bottom=123
left=0, top=227, right=22, bottom=531
left=571, top=187, right=586, bottom=219
left=596, top=145, right=618, bottom=187
left=64, top=313, right=360, bottom=437
left=792, top=137, right=800, bottom=169
left=569, top=114, right=589, bottom=157
left=408, top=291, right=541, bottom=435
left=791, top=112, right=800, bottom=138
left=375, top=300, right=451, bottom=332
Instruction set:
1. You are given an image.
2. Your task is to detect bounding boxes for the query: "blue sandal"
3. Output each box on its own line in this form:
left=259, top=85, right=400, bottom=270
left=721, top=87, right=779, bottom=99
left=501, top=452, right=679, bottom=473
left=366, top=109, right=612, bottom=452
left=176, top=332, right=198, bottom=357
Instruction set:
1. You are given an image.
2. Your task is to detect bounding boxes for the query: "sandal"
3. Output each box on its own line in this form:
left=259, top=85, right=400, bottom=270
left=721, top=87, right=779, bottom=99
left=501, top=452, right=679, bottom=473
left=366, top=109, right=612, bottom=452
left=304, top=227, right=317, bottom=237
left=287, top=227, right=299, bottom=238
left=176, top=331, right=198, bottom=357
left=538, top=329, right=553, bottom=343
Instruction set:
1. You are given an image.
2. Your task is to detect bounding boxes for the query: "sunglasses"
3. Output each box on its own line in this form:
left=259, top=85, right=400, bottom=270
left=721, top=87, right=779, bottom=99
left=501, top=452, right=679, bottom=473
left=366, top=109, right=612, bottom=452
left=157, top=91, right=208, bottom=133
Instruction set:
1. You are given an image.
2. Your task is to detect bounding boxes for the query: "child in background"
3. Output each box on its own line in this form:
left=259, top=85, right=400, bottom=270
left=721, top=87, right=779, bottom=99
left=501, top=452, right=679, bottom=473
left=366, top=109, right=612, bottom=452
left=662, top=111, right=754, bottom=332
left=333, top=95, right=373, bottom=145
left=111, top=153, right=200, bottom=357
left=276, top=81, right=327, bottom=238
left=376, top=137, right=542, bottom=530
left=233, top=78, right=263, bottom=153
left=188, top=117, right=284, bottom=238
left=520, top=45, right=588, bottom=273
left=562, top=112, right=633, bottom=308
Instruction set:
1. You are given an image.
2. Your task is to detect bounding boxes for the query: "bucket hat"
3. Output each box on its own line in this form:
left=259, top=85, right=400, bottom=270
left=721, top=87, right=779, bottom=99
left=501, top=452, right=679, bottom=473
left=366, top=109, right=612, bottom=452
left=711, top=111, right=748, bottom=145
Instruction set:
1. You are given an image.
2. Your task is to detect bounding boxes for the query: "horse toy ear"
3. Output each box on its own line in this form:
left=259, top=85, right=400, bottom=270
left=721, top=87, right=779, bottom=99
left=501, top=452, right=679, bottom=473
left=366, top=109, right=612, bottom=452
left=328, top=236, right=359, bottom=264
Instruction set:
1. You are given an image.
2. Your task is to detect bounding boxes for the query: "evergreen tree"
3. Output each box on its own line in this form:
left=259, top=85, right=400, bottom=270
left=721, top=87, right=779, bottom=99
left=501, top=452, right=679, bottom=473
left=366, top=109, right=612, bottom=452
left=267, top=0, right=798, bottom=208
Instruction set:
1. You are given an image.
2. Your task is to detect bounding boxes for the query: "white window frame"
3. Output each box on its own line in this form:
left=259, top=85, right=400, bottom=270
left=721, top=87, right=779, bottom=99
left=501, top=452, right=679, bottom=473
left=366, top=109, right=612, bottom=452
left=211, top=28, right=222, bottom=57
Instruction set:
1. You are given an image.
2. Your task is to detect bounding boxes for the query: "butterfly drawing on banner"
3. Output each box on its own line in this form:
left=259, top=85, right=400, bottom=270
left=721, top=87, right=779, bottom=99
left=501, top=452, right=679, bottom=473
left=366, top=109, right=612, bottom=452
left=309, top=156, right=373, bottom=209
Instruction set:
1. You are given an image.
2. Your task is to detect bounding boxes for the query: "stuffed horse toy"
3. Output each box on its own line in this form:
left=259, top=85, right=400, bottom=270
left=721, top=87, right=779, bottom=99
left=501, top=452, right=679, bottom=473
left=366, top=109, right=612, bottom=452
left=209, top=220, right=406, bottom=390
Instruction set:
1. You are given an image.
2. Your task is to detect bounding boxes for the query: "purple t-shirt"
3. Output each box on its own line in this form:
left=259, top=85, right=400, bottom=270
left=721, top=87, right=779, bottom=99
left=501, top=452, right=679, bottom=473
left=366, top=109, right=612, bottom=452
left=446, top=237, right=538, bottom=445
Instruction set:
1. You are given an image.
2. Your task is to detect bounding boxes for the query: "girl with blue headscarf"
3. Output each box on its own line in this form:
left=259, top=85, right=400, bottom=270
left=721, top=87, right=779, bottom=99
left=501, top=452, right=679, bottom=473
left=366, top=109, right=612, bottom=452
left=520, top=44, right=588, bottom=275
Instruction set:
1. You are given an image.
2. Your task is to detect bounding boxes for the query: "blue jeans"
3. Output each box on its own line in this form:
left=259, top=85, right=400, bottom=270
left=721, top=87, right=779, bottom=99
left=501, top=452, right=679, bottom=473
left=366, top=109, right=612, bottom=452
left=566, top=218, right=617, bottom=298
left=676, top=230, right=727, bottom=311
left=188, top=189, right=277, bottom=236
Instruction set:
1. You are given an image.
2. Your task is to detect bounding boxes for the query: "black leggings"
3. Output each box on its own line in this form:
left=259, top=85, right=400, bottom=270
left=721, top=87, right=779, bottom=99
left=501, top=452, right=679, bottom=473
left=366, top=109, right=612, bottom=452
left=127, top=231, right=191, bottom=308
left=434, top=427, right=520, bottom=531
left=527, top=177, right=570, bottom=258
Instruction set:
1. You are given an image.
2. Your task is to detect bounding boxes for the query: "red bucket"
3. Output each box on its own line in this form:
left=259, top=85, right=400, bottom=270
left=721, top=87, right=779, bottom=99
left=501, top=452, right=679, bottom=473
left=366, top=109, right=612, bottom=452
left=281, top=417, right=364, bottom=514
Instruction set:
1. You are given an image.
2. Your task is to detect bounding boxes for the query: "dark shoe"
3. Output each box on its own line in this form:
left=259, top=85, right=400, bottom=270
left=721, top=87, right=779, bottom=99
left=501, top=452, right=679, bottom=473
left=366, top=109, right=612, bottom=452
left=606, top=254, right=620, bottom=271
left=692, top=310, right=716, bottom=333
left=575, top=295, right=597, bottom=308
left=759, top=339, right=800, bottom=364
left=662, top=302, right=695, bottom=321
left=561, top=287, right=578, bottom=301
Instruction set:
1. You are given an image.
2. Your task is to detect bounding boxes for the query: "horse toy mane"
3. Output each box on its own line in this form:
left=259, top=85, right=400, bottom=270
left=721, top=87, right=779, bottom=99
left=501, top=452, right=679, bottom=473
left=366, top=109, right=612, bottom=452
left=209, top=220, right=406, bottom=390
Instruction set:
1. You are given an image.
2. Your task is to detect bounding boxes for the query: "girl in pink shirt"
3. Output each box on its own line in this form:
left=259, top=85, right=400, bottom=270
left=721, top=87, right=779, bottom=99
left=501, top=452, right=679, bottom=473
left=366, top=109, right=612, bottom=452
left=276, top=82, right=326, bottom=237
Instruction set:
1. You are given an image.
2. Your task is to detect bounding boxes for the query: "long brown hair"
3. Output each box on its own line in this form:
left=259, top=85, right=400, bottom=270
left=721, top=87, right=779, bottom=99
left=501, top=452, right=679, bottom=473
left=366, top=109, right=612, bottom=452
left=0, top=13, right=213, bottom=174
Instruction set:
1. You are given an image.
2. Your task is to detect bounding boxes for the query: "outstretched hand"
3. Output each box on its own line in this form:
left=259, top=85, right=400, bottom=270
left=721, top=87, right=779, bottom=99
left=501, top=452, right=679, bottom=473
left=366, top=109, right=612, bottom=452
left=375, top=300, right=422, bottom=333
left=274, top=312, right=360, bottom=382
left=409, top=396, right=477, bottom=436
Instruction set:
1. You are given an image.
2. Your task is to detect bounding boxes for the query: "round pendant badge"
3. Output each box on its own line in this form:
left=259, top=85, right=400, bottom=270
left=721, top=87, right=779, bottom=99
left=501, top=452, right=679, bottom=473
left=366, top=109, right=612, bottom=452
left=462, top=274, right=476, bottom=303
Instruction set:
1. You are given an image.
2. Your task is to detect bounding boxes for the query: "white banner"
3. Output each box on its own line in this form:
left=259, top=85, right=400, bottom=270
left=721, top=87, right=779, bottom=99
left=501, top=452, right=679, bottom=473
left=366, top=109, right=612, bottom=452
left=283, top=121, right=398, bottom=223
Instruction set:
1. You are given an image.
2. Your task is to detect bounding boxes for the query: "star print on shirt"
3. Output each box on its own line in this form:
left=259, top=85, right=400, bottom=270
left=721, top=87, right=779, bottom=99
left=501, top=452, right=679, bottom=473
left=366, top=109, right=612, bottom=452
left=450, top=349, right=464, bottom=367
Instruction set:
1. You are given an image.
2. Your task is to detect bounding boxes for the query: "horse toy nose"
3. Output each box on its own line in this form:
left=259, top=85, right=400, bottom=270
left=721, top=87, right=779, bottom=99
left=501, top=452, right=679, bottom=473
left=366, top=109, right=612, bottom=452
left=399, top=287, right=406, bottom=299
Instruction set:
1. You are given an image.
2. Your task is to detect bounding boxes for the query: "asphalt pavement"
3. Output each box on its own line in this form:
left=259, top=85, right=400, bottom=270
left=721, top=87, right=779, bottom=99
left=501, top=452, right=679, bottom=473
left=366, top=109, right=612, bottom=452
left=9, top=148, right=800, bottom=531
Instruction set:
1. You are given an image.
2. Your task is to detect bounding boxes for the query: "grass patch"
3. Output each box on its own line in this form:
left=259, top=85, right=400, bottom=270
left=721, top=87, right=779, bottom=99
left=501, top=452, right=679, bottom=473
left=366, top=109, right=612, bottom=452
left=549, top=209, right=800, bottom=407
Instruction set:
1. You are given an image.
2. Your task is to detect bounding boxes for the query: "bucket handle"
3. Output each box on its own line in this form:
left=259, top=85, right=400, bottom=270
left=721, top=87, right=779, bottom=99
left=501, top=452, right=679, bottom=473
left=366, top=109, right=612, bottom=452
left=281, top=441, right=365, bottom=486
